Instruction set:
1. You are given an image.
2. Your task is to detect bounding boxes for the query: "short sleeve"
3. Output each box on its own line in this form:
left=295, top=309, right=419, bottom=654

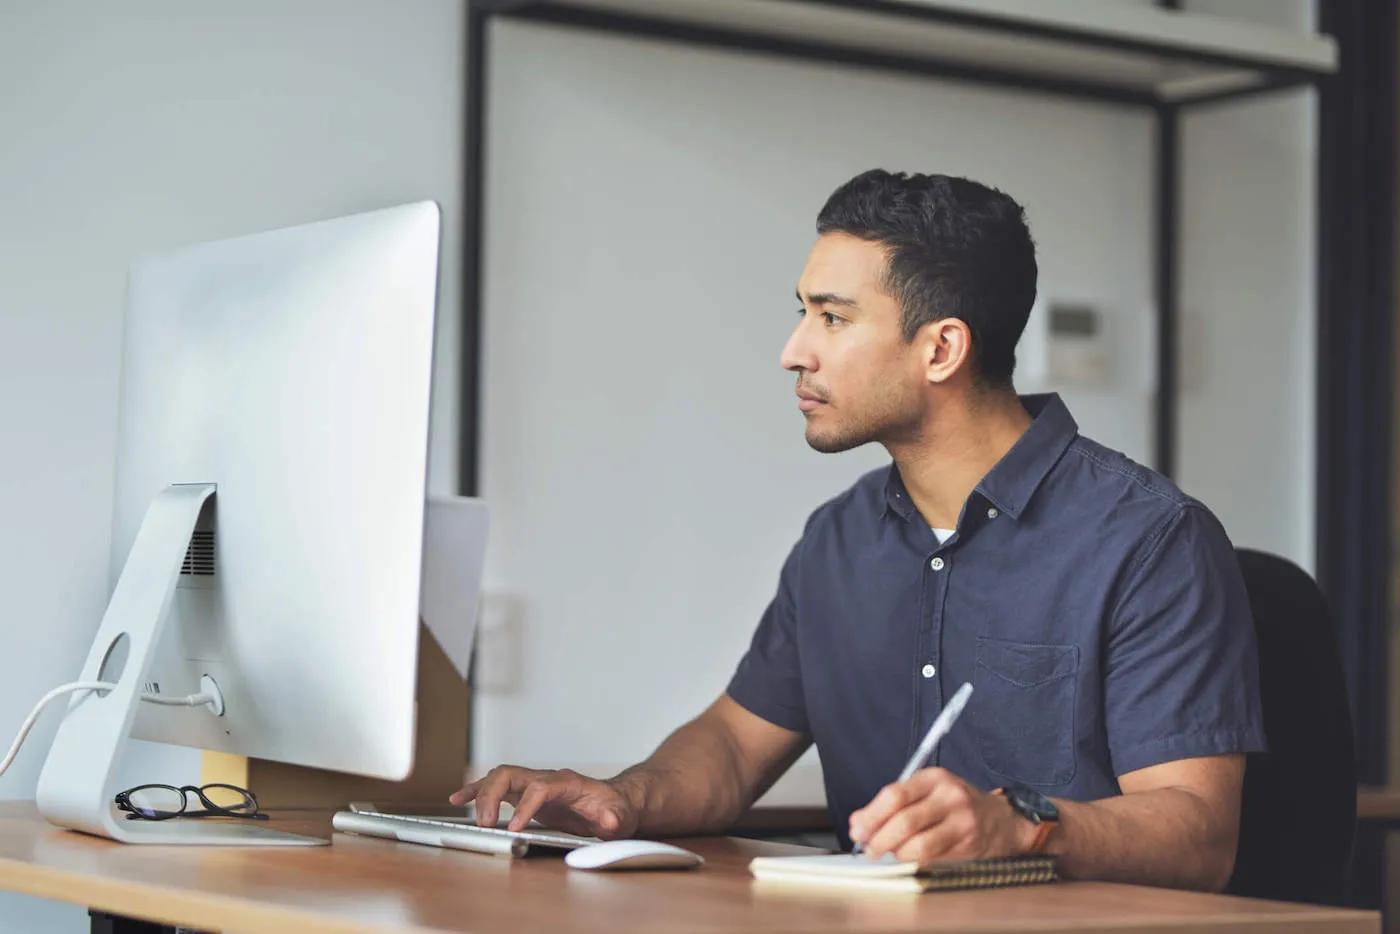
left=726, top=539, right=810, bottom=734
left=1105, top=505, right=1267, bottom=776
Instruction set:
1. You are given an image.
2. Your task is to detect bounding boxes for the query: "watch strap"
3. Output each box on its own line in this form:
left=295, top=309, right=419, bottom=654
left=1025, top=816, right=1056, bottom=854
left=993, top=786, right=1058, bottom=855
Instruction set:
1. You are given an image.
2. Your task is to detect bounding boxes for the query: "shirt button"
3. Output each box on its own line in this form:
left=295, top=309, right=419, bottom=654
left=987, top=507, right=999, bottom=519
left=921, top=664, right=936, bottom=679
left=930, top=556, right=945, bottom=571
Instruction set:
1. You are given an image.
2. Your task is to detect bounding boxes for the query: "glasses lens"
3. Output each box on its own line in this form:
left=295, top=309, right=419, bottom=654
left=201, top=784, right=256, bottom=812
left=126, top=786, right=186, bottom=818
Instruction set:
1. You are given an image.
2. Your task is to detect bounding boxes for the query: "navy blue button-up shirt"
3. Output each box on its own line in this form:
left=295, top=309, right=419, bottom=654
left=727, top=394, right=1266, bottom=850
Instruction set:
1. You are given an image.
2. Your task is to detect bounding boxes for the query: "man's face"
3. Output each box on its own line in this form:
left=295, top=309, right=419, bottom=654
left=782, top=233, right=928, bottom=454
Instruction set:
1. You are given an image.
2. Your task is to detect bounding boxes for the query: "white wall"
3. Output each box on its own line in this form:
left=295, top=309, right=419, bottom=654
left=472, top=18, right=1156, bottom=779
left=1176, top=0, right=1317, bottom=572
left=0, top=2, right=463, bottom=929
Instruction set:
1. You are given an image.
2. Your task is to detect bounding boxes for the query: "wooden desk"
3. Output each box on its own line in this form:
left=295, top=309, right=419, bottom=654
left=0, top=802, right=1377, bottom=934
left=1358, top=787, right=1400, bottom=822
left=1355, top=786, right=1400, bottom=920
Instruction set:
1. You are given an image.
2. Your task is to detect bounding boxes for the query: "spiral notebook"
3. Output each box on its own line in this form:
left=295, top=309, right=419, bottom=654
left=749, top=853, right=1057, bottom=893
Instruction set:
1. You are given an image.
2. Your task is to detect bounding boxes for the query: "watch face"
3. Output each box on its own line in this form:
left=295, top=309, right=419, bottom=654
left=1007, top=785, right=1058, bottom=823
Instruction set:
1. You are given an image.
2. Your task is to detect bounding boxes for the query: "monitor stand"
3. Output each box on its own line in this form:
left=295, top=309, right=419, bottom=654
left=35, top=483, right=325, bottom=846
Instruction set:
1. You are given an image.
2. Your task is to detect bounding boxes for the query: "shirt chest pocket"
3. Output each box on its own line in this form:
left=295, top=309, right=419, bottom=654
left=972, top=636, right=1079, bottom=787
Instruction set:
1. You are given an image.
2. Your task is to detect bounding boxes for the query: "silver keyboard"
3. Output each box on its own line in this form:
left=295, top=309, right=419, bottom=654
left=346, top=804, right=599, bottom=850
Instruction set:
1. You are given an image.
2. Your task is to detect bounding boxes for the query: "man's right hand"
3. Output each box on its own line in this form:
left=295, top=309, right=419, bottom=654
left=450, top=696, right=808, bottom=841
left=449, top=766, right=640, bottom=839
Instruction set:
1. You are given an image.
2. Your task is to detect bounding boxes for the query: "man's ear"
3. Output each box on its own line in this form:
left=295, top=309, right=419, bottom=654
left=920, top=318, right=973, bottom=385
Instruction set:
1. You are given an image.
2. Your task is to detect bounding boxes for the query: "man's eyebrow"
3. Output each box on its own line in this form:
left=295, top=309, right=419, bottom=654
left=796, top=289, right=858, bottom=308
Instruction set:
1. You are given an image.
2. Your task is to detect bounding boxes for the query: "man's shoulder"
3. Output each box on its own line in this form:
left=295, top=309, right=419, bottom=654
left=1058, top=435, right=1230, bottom=550
left=1062, top=435, right=1196, bottom=512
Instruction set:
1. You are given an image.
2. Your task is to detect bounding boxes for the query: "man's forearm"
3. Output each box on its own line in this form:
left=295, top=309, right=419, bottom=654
left=607, top=716, right=754, bottom=838
left=1047, top=788, right=1238, bottom=892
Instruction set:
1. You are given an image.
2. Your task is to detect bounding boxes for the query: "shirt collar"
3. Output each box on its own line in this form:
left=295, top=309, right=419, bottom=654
left=882, top=393, right=1079, bottom=523
left=884, top=465, right=919, bottom=521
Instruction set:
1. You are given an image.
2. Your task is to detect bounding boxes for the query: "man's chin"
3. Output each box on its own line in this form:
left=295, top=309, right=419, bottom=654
left=805, top=426, right=869, bottom=455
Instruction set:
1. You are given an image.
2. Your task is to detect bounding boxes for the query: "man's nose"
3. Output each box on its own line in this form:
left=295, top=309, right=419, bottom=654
left=780, top=320, right=816, bottom=373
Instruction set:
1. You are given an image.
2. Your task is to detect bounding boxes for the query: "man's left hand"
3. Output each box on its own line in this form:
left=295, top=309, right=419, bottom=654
left=847, top=768, right=1034, bottom=867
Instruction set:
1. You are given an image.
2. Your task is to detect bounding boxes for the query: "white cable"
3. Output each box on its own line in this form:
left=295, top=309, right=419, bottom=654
left=0, top=681, right=220, bottom=779
left=0, top=681, right=112, bottom=779
left=139, top=690, right=217, bottom=707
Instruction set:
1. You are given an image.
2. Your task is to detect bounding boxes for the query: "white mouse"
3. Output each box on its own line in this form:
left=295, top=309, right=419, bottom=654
left=564, top=839, right=704, bottom=871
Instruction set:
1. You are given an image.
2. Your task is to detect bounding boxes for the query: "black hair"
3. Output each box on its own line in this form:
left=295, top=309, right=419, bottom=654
left=815, top=170, right=1037, bottom=390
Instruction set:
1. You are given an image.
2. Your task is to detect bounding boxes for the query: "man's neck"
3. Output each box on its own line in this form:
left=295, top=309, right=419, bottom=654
left=888, top=391, right=1033, bottom=531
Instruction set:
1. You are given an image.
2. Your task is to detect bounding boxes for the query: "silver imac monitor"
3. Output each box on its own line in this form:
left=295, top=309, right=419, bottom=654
left=35, top=202, right=483, bottom=846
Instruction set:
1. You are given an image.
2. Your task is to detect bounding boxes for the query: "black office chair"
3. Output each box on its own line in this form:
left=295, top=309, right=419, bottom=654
left=1226, top=548, right=1356, bottom=905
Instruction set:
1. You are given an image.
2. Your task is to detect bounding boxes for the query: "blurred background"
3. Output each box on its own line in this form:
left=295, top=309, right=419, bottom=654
left=0, top=0, right=1392, bottom=931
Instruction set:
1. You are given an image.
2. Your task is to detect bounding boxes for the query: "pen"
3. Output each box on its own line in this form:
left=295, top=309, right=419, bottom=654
left=851, top=681, right=974, bottom=856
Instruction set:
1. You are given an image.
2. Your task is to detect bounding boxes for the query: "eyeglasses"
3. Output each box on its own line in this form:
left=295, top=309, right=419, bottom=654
left=114, top=783, right=266, bottom=821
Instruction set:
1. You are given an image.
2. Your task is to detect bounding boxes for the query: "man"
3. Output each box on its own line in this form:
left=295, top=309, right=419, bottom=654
left=452, top=170, right=1265, bottom=893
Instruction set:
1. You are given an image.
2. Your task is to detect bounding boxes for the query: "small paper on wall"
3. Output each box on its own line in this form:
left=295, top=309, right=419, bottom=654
left=419, top=496, right=489, bottom=681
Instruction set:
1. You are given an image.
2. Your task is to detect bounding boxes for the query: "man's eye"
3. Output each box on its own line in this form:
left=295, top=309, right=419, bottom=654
left=822, top=312, right=842, bottom=326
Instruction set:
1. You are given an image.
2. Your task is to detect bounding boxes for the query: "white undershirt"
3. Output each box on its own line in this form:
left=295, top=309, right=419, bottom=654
left=932, top=527, right=955, bottom=545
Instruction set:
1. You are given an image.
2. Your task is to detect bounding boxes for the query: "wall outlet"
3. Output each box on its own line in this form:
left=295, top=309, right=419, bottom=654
left=1046, top=303, right=1111, bottom=387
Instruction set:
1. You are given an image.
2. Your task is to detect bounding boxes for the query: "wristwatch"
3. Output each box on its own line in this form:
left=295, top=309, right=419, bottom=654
left=993, top=784, right=1059, bottom=854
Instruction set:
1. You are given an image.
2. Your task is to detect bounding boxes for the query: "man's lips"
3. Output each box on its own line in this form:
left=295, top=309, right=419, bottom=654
left=796, top=388, right=827, bottom=412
